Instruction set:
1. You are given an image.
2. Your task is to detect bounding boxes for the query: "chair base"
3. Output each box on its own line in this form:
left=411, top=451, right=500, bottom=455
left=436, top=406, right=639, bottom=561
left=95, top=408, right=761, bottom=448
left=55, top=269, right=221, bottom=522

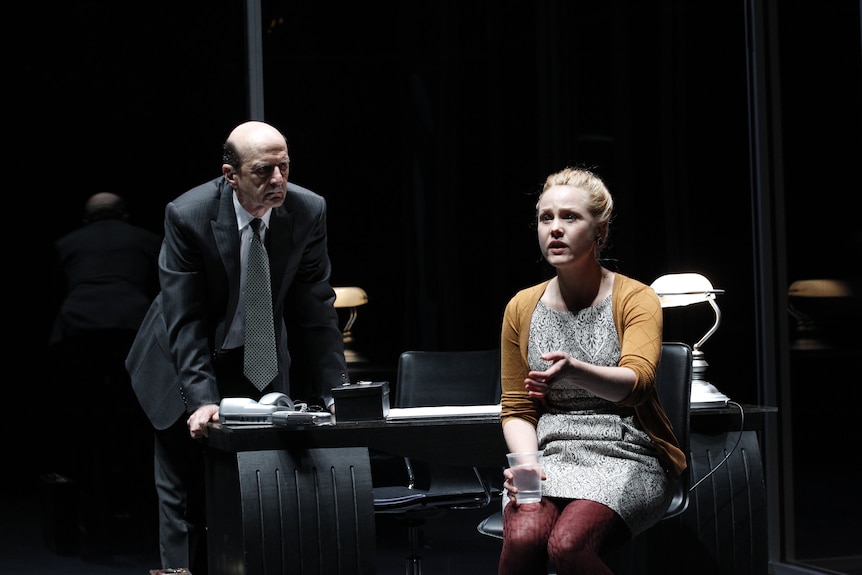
left=406, top=557, right=422, bottom=575
left=405, top=517, right=424, bottom=575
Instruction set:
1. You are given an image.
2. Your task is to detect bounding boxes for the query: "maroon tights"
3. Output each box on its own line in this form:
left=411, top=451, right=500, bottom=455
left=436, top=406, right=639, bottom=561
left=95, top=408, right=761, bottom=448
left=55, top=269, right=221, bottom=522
left=498, top=498, right=630, bottom=575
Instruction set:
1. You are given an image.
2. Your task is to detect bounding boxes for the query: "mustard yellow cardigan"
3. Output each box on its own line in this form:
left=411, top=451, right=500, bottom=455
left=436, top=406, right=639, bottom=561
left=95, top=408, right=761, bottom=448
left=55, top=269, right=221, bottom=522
left=499, top=273, right=687, bottom=477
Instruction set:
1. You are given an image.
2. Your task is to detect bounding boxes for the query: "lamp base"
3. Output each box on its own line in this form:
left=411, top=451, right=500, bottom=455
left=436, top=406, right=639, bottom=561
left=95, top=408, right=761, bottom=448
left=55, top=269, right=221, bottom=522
left=690, top=379, right=731, bottom=409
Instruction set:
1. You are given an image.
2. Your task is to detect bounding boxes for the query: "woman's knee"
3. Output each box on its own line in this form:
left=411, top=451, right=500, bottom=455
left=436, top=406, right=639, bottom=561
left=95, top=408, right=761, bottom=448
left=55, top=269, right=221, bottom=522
left=504, top=500, right=559, bottom=545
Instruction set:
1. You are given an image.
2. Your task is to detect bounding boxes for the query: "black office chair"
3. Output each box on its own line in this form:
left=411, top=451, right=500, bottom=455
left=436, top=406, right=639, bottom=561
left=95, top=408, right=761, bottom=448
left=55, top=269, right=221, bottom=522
left=651, top=341, right=693, bottom=519
left=374, top=349, right=503, bottom=575
left=476, top=342, right=693, bottom=568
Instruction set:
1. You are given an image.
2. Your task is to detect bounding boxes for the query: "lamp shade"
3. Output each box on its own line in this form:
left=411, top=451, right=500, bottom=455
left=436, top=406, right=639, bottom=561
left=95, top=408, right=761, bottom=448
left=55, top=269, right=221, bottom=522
left=334, top=287, right=368, bottom=308
left=650, top=273, right=724, bottom=308
left=788, top=278, right=853, bottom=299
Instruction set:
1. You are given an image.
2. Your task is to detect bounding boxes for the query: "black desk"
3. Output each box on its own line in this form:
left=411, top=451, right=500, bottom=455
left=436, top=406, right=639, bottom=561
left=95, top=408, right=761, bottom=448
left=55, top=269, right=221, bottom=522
left=204, top=415, right=507, bottom=575
left=684, top=404, right=777, bottom=575
left=207, top=415, right=507, bottom=468
left=205, top=405, right=775, bottom=575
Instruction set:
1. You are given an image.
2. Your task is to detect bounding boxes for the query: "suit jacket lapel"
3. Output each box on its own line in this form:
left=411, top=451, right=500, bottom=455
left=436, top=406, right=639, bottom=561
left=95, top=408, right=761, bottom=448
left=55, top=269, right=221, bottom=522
left=268, top=203, right=294, bottom=305
left=212, top=181, right=242, bottom=324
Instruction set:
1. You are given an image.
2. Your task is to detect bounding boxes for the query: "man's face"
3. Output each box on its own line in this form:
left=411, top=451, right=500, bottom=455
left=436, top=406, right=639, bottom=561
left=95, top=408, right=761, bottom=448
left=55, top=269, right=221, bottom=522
left=225, top=137, right=290, bottom=216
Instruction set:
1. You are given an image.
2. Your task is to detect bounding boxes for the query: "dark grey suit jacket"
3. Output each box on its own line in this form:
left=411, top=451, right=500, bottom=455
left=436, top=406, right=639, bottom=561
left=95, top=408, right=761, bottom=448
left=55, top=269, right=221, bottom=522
left=127, top=176, right=348, bottom=430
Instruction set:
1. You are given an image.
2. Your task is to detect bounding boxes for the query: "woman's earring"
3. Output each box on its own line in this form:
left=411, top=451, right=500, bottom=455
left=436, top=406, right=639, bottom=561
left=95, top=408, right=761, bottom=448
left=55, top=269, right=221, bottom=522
left=596, top=236, right=603, bottom=246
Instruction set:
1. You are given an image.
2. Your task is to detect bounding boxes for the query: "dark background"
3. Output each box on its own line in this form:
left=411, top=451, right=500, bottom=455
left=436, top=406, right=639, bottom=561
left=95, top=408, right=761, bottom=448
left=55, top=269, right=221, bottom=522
left=10, top=0, right=861, bottom=571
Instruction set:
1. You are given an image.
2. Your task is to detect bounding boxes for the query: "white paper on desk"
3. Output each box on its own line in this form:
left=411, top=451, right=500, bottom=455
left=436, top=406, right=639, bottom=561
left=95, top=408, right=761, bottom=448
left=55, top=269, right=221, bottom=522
left=386, top=405, right=501, bottom=420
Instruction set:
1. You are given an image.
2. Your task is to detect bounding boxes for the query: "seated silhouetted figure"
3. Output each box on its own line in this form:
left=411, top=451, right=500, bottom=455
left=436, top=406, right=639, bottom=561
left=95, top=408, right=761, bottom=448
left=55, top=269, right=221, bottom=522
left=47, top=192, right=162, bottom=561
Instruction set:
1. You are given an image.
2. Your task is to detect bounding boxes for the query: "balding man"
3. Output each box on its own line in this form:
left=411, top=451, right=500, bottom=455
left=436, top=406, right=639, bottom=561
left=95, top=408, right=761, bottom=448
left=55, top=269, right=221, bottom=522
left=48, top=191, right=162, bottom=559
left=126, top=121, right=349, bottom=574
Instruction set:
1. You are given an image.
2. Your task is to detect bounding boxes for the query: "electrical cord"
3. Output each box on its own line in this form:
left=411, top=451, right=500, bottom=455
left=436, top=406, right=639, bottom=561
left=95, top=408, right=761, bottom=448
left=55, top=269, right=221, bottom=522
left=688, top=400, right=745, bottom=492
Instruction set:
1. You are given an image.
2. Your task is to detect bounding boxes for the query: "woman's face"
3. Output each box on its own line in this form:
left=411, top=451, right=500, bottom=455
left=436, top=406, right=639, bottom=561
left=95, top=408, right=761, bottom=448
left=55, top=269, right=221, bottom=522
left=536, top=184, right=598, bottom=268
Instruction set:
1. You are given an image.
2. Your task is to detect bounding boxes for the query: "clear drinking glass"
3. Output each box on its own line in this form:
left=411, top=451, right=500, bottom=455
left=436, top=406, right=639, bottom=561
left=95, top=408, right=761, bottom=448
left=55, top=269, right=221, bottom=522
left=506, top=451, right=544, bottom=504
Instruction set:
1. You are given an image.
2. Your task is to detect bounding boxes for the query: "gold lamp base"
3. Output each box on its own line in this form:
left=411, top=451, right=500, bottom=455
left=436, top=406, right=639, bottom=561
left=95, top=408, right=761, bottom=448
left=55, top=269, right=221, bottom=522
left=334, top=287, right=370, bottom=365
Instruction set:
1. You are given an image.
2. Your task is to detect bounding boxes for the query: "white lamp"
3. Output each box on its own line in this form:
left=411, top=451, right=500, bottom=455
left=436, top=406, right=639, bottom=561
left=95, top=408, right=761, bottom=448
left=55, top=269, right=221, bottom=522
left=333, top=286, right=369, bottom=364
left=650, top=273, right=731, bottom=408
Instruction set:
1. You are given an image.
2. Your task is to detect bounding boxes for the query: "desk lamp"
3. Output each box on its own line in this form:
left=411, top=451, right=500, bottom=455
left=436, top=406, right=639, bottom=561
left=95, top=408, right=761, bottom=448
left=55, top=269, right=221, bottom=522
left=650, top=273, right=731, bottom=407
left=334, top=286, right=369, bottom=363
left=788, top=279, right=854, bottom=350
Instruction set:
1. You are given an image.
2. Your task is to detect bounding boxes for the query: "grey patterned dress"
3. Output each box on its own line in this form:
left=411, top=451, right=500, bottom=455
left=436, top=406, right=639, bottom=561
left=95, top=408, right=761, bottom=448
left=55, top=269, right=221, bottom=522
left=529, top=297, right=674, bottom=537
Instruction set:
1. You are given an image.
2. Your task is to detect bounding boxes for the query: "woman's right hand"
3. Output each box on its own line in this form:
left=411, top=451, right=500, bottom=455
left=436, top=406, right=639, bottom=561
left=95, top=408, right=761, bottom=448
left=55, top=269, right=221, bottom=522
left=502, top=467, right=522, bottom=504
left=502, top=466, right=547, bottom=504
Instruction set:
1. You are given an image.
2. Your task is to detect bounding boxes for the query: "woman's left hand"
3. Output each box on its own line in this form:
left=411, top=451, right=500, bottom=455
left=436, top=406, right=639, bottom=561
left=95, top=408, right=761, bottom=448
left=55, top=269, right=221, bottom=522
left=524, top=351, right=571, bottom=397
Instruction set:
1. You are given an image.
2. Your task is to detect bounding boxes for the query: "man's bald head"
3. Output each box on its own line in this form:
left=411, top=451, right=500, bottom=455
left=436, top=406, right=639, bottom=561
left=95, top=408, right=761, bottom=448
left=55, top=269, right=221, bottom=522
left=222, top=121, right=289, bottom=169
left=84, top=192, right=129, bottom=223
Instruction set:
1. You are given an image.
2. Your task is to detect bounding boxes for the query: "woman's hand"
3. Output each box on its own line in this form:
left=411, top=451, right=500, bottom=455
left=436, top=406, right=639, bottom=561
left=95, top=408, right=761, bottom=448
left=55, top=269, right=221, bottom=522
left=524, top=351, right=572, bottom=398
left=502, top=466, right=547, bottom=504
left=503, top=467, right=516, bottom=500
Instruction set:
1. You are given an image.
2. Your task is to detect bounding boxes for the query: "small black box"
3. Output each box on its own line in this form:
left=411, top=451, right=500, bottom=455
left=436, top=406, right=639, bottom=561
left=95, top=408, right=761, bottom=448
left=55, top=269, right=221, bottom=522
left=333, top=381, right=390, bottom=421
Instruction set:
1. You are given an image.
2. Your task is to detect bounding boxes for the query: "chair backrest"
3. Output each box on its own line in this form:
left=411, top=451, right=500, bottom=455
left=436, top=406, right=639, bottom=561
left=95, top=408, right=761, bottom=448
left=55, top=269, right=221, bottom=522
left=395, top=349, right=502, bottom=407
left=654, top=341, right=693, bottom=518
left=390, top=349, right=501, bottom=496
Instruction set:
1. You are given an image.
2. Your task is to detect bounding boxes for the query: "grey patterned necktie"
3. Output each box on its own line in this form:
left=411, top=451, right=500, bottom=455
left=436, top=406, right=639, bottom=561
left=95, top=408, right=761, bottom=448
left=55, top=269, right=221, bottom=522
left=244, top=218, right=278, bottom=390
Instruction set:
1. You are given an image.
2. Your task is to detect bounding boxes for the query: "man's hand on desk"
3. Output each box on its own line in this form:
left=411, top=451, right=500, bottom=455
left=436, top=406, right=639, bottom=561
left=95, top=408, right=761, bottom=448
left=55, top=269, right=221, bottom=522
left=188, top=404, right=220, bottom=439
